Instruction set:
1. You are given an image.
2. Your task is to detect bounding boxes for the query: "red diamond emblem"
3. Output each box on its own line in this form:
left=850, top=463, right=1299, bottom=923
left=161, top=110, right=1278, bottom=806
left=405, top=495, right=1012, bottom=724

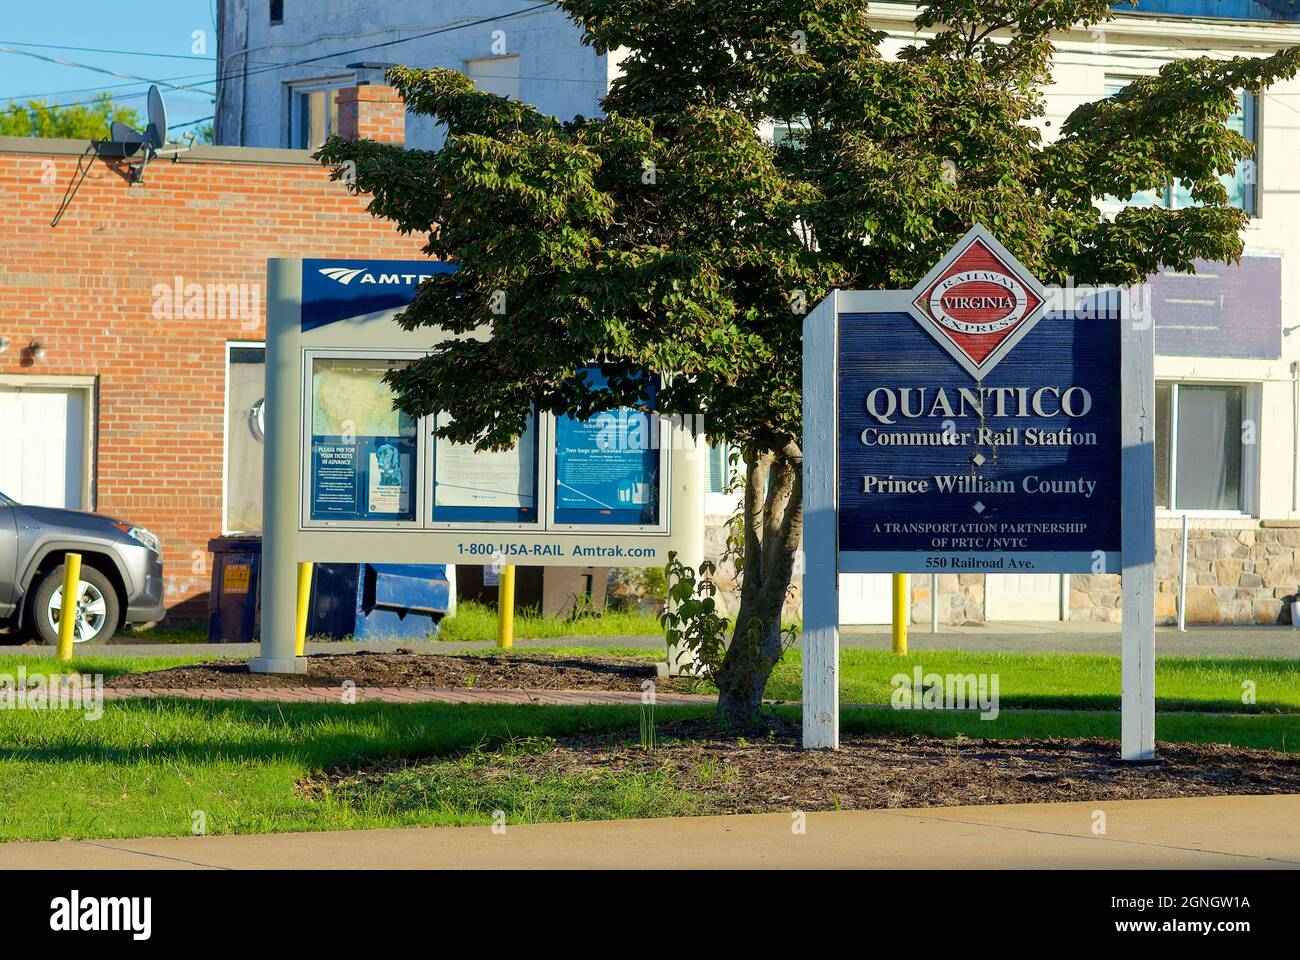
left=908, top=227, right=1047, bottom=378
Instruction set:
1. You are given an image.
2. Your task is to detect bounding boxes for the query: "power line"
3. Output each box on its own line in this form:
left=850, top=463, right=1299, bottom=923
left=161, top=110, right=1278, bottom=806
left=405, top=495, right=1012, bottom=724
left=2, top=2, right=557, bottom=110
left=170, top=114, right=213, bottom=129
left=0, top=39, right=214, bottom=61
left=0, top=46, right=212, bottom=95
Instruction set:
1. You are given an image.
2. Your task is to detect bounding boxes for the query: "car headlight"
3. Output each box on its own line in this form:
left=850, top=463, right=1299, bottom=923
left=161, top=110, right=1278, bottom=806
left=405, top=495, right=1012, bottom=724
left=114, top=523, right=161, bottom=554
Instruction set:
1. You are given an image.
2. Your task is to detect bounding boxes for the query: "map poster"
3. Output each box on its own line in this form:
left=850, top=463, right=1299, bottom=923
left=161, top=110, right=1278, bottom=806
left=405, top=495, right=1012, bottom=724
left=432, top=412, right=539, bottom=523
left=308, top=357, right=416, bottom=522
left=553, top=370, right=660, bottom=526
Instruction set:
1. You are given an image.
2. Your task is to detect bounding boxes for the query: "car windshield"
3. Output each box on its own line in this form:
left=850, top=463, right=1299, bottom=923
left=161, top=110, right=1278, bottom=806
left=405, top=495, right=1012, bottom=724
left=0, top=491, right=12, bottom=506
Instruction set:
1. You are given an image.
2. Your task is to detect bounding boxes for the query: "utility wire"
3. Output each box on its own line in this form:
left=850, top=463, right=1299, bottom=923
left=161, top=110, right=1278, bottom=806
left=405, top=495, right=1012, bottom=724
left=0, top=39, right=214, bottom=61
left=2, top=2, right=556, bottom=109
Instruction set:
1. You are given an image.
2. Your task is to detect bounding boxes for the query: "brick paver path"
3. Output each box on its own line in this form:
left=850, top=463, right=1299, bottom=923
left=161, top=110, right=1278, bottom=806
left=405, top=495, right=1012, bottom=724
left=100, top=686, right=718, bottom=706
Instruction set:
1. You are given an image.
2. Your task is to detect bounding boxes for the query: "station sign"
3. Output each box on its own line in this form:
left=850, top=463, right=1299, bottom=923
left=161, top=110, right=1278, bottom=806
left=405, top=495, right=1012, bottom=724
left=836, top=227, right=1122, bottom=575
left=800, top=225, right=1155, bottom=758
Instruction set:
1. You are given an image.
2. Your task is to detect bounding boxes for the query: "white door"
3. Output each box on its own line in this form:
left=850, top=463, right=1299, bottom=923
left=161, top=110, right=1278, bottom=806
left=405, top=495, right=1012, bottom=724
left=985, top=574, right=1062, bottom=620
left=839, top=574, right=892, bottom=624
left=0, top=388, right=85, bottom=508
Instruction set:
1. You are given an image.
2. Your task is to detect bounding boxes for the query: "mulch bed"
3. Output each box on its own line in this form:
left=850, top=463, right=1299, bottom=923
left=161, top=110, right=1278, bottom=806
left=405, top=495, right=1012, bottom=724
left=105, top=651, right=683, bottom=692
left=312, top=718, right=1300, bottom=812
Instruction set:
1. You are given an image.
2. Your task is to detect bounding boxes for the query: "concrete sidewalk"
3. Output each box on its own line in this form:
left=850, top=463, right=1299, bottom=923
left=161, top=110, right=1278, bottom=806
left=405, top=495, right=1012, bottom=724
left=9, top=621, right=1300, bottom=658
left=8, top=795, right=1299, bottom=869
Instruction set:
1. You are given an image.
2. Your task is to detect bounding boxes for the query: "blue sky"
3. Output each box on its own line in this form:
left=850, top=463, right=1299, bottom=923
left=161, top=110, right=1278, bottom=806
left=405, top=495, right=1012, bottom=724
left=0, top=0, right=217, bottom=135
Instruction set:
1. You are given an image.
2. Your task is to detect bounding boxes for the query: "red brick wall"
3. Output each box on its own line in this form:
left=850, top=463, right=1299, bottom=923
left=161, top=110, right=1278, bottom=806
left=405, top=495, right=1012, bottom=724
left=0, top=142, right=428, bottom=620
left=337, top=85, right=405, bottom=144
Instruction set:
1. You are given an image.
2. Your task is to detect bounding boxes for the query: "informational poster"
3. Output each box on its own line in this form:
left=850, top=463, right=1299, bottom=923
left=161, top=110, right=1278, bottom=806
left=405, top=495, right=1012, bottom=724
left=432, top=413, right=539, bottom=523
left=553, top=369, right=660, bottom=526
left=309, top=357, right=416, bottom=522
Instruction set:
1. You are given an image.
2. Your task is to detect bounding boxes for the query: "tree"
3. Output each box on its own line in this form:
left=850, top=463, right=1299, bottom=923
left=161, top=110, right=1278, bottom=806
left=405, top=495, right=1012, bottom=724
left=319, top=0, right=1299, bottom=727
left=0, top=92, right=143, bottom=139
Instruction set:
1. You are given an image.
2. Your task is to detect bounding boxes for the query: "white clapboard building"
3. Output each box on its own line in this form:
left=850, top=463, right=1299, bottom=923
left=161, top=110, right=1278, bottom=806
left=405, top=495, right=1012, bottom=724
left=216, top=0, right=1300, bottom=625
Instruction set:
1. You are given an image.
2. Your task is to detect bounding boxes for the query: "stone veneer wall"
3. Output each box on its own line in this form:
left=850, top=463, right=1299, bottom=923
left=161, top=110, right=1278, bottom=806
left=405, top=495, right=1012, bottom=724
left=702, top=515, right=803, bottom=621
left=697, top=516, right=1298, bottom=627
left=906, top=522, right=1300, bottom=625
left=910, top=574, right=986, bottom=626
left=1073, top=524, right=1300, bottom=625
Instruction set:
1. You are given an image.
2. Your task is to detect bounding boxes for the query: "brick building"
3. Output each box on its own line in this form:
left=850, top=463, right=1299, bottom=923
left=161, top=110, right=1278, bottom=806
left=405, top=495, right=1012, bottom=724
left=0, top=85, right=421, bottom=620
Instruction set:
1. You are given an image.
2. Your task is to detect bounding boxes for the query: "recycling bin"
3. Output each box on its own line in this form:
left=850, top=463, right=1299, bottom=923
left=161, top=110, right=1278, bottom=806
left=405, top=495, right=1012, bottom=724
left=207, top=537, right=262, bottom=643
left=307, top=563, right=452, bottom=640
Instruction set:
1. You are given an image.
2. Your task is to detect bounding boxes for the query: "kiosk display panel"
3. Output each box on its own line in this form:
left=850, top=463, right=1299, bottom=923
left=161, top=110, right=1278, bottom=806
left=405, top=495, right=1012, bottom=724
left=307, top=356, right=417, bottom=523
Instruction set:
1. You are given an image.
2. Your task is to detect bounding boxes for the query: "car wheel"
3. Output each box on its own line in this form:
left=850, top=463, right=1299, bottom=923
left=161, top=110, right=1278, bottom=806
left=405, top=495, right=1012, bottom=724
left=30, top=564, right=120, bottom=646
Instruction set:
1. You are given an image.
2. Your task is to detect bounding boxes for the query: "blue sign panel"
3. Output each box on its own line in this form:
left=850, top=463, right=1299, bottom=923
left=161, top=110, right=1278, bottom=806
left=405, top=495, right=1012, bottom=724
left=837, top=311, right=1122, bottom=574
left=301, top=259, right=457, bottom=331
left=553, top=369, right=661, bottom=526
left=310, top=434, right=418, bottom=522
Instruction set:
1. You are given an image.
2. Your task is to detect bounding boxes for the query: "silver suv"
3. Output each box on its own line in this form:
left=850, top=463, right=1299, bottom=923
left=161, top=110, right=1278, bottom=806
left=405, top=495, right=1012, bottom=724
left=0, top=490, right=165, bottom=645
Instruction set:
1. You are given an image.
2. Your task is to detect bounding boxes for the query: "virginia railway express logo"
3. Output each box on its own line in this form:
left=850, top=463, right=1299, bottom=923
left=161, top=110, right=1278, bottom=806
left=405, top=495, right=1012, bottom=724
left=908, top=226, right=1048, bottom=379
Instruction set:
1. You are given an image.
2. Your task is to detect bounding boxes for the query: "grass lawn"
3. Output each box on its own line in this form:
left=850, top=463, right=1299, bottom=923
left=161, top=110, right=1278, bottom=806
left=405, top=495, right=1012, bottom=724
left=4, top=645, right=1298, bottom=713
left=759, top=648, right=1300, bottom=714
left=434, top=602, right=660, bottom=642
left=0, top=654, right=205, bottom=681
left=117, top=602, right=663, bottom=644
left=1, top=697, right=1298, bottom=841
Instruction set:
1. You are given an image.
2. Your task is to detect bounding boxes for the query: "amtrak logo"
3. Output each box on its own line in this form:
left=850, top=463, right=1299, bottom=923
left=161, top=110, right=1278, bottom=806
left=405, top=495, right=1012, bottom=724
left=908, top=225, right=1047, bottom=379
left=318, top=267, right=367, bottom=285
left=317, top=266, right=437, bottom=286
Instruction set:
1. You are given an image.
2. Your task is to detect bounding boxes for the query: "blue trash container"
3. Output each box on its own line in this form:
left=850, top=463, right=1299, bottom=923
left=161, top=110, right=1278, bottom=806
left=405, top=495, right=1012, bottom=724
left=308, top=563, right=451, bottom=640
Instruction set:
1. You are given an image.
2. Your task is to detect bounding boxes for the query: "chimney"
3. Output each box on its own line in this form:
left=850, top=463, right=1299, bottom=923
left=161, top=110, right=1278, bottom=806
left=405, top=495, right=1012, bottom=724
left=336, top=85, right=405, bottom=145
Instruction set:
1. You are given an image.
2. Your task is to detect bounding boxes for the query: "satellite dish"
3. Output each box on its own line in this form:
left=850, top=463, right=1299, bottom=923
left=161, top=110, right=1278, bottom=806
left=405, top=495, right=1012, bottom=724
left=145, top=85, right=168, bottom=150
left=108, top=120, right=146, bottom=156
left=85, top=83, right=189, bottom=187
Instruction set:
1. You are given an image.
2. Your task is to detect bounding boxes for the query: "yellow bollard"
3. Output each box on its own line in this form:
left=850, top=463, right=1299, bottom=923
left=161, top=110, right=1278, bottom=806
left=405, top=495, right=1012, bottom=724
left=497, top=564, right=515, bottom=649
left=295, top=561, right=314, bottom=657
left=56, top=553, right=82, bottom=663
left=891, top=572, right=908, bottom=655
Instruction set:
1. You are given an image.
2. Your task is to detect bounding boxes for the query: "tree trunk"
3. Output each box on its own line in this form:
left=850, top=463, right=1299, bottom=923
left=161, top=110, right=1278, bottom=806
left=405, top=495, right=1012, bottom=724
left=714, top=446, right=804, bottom=728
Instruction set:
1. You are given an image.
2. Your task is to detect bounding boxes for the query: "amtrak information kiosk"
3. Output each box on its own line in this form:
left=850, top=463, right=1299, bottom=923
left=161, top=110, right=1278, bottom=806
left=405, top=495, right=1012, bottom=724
left=251, top=259, right=704, bottom=675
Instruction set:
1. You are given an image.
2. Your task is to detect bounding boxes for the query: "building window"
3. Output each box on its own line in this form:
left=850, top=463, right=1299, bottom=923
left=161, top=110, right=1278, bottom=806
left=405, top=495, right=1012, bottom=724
left=1105, top=78, right=1257, bottom=216
left=463, top=55, right=520, bottom=101
left=772, top=117, right=809, bottom=149
left=1156, top=382, right=1248, bottom=513
left=288, top=81, right=347, bottom=149
left=270, top=0, right=284, bottom=25
left=705, top=441, right=746, bottom=516
left=224, top=343, right=266, bottom=534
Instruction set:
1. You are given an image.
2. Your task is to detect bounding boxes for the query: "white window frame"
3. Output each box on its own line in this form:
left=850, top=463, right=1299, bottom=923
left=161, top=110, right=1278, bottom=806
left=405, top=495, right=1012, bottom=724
left=462, top=54, right=521, bottom=101
left=1157, top=379, right=1259, bottom=519
left=286, top=77, right=351, bottom=149
left=705, top=440, right=745, bottom=516
left=222, top=341, right=266, bottom=535
left=1100, top=75, right=1258, bottom=220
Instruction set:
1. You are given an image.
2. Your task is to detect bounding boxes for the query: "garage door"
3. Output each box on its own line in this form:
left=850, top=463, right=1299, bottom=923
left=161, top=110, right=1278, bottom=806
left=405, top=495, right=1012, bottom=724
left=985, top=574, right=1063, bottom=620
left=0, top=387, right=86, bottom=508
left=839, top=573, right=892, bottom=624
